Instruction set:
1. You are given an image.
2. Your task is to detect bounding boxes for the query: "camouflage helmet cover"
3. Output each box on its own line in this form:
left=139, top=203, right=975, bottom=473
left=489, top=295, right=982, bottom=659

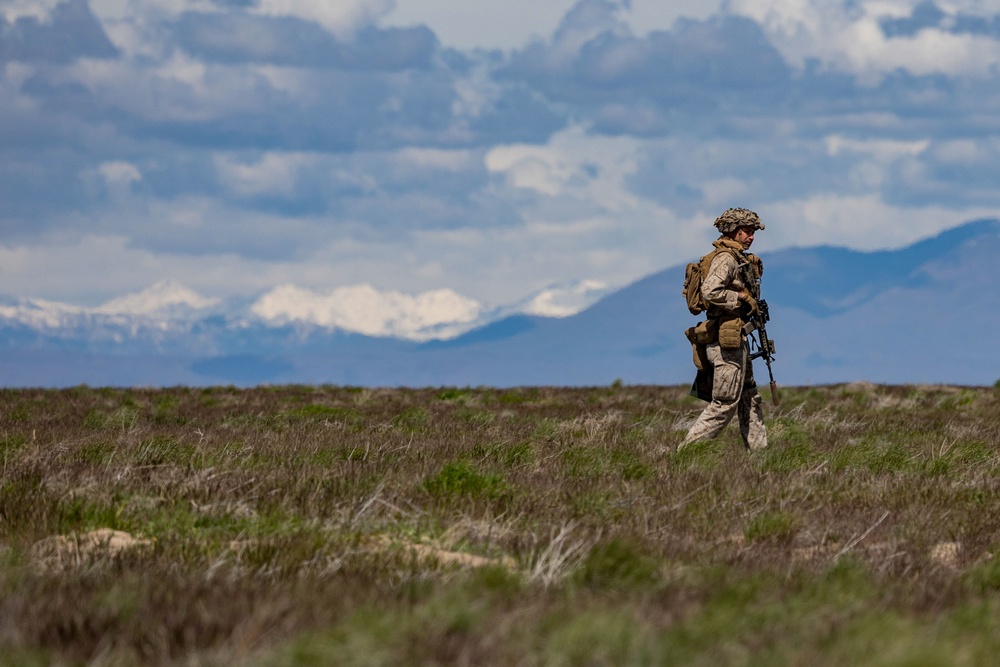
left=713, top=207, right=764, bottom=233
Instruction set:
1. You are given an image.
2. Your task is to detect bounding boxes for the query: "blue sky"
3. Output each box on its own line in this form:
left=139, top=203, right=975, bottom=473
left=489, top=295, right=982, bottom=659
left=1, top=0, right=998, bottom=334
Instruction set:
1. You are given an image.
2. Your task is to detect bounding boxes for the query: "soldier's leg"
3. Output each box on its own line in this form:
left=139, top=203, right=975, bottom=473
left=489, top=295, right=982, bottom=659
left=738, top=392, right=768, bottom=450
left=680, top=343, right=745, bottom=449
left=737, top=351, right=768, bottom=450
left=738, top=387, right=767, bottom=450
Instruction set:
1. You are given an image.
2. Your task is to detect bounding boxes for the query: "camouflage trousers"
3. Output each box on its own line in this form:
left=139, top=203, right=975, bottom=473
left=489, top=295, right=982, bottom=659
left=680, top=340, right=767, bottom=451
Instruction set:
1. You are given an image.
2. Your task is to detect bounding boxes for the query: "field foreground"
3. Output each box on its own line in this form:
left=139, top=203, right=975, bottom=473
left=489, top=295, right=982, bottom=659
left=2, top=382, right=1000, bottom=665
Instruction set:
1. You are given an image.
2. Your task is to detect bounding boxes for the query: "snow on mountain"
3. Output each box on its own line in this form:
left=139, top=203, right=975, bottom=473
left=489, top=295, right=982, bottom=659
left=0, top=280, right=220, bottom=331
left=519, top=279, right=612, bottom=317
left=0, top=297, right=90, bottom=330
left=6, top=218, right=998, bottom=388
left=0, top=276, right=614, bottom=346
left=246, top=279, right=614, bottom=340
left=96, top=280, right=220, bottom=319
left=249, top=283, right=485, bottom=340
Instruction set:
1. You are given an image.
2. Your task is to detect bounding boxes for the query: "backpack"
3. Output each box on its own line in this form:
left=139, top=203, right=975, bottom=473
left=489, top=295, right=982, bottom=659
left=682, top=259, right=707, bottom=316
left=682, top=245, right=756, bottom=315
left=682, top=247, right=729, bottom=316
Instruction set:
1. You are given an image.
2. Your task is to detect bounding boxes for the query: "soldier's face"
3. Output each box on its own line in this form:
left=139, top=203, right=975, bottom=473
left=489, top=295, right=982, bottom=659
left=733, top=226, right=755, bottom=249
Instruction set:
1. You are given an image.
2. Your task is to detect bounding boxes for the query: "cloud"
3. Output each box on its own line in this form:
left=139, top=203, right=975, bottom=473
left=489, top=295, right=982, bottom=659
left=485, top=125, right=643, bottom=207
left=0, top=0, right=117, bottom=63
left=1, top=1, right=59, bottom=23
left=727, top=0, right=1000, bottom=80
left=3, top=0, right=1000, bottom=328
left=97, top=160, right=142, bottom=186
left=253, top=0, right=394, bottom=38
left=381, top=0, right=728, bottom=52
left=504, top=3, right=792, bottom=103
left=173, top=11, right=437, bottom=70
left=213, top=151, right=316, bottom=199
left=758, top=193, right=998, bottom=251
left=825, top=135, right=931, bottom=159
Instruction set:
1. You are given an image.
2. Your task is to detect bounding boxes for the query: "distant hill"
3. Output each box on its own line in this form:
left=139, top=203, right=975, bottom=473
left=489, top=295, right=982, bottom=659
left=1, top=218, right=998, bottom=387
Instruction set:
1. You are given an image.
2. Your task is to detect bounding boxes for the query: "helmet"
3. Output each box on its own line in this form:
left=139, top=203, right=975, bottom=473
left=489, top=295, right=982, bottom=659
left=713, top=208, right=764, bottom=233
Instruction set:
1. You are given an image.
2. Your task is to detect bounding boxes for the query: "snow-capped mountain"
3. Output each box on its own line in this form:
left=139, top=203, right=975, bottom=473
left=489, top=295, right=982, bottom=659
left=0, top=277, right=612, bottom=344
left=0, top=280, right=219, bottom=331
left=96, top=280, right=221, bottom=319
left=249, top=284, right=484, bottom=341
left=1, top=219, right=997, bottom=388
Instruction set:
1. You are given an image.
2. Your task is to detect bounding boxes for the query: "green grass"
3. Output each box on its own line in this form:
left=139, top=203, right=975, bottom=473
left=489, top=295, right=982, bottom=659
left=1, top=383, right=1000, bottom=665
left=422, top=460, right=510, bottom=501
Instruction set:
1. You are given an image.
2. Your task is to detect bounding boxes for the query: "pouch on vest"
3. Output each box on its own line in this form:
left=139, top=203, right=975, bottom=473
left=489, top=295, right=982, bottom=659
left=684, top=320, right=718, bottom=370
left=718, top=317, right=743, bottom=350
left=688, top=318, right=718, bottom=344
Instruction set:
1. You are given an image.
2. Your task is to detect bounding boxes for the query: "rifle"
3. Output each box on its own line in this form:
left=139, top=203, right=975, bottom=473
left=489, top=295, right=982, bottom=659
left=738, top=259, right=781, bottom=407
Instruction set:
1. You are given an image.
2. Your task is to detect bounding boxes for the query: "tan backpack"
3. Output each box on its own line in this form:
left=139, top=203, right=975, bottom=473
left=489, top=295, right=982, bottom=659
left=682, top=246, right=740, bottom=315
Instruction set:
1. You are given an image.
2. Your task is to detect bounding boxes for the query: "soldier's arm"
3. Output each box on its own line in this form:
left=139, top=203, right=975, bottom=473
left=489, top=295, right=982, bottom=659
left=701, top=253, right=742, bottom=312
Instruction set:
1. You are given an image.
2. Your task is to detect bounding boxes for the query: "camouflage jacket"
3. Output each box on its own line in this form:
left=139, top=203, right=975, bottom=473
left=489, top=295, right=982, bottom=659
left=701, top=237, right=761, bottom=320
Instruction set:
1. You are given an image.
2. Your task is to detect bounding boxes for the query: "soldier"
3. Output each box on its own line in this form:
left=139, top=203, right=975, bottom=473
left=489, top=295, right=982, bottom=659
left=680, top=208, right=768, bottom=452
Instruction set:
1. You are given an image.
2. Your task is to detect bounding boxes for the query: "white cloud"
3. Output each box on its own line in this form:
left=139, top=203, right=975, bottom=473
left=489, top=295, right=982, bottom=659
left=825, top=135, right=930, bottom=159
left=382, top=0, right=725, bottom=51
left=0, top=0, right=59, bottom=23
left=485, top=126, right=643, bottom=207
left=214, top=152, right=317, bottom=199
left=254, top=0, right=394, bottom=37
left=930, top=138, right=994, bottom=166
left=727, top=0, right=1000, bottom=80
left=622, top=0, right=726, bottom=34
left=486, top=147, right=571, bottom=196
left=98, top=160, right=142, bottom=186
left=90, top=0, right=395, bottom=62
left=383, top=0, right=577, bottom=51
left=6, top=0, right=1000, bottom=336
left=60, top=54, right=219, bottom=123
left=762, top=193, right=998, bottom=251
left=250, top=283, right=483, bottom=340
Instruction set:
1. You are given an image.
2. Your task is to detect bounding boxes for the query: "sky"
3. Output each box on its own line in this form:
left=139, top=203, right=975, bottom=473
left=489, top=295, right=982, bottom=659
left=1, top=0, right=999, bottom=337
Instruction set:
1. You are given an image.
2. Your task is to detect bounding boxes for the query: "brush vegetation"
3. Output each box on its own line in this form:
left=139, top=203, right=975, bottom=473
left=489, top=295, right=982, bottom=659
left=2, top=381, right=1000, bottom=665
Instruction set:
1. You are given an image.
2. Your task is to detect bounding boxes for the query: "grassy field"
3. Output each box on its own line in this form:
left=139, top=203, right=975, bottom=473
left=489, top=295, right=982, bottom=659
left=2, top=381, right=1000, bottom=665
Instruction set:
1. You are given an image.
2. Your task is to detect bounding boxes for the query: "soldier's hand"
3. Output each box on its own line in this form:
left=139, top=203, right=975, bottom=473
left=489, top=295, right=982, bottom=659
left=740, top=292, right=759, bottom=316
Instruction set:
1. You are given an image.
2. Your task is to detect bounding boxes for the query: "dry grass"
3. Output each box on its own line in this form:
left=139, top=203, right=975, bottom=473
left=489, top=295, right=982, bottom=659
left=2, top=382, right=1000, bottom=665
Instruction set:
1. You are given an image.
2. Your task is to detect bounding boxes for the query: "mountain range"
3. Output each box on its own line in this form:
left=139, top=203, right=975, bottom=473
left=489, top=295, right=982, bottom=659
left=2, top=218, right=997, bottom=388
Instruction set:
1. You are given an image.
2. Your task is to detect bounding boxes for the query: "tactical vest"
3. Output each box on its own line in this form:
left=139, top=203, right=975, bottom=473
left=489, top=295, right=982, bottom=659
left=682, top=238, right=762, bottom=368
left=682, top=238, right=749, bottom=316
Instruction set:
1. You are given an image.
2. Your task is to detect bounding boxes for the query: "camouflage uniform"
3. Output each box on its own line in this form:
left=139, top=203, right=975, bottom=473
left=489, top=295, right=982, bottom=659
left=680, top=209, right=768, bottom=452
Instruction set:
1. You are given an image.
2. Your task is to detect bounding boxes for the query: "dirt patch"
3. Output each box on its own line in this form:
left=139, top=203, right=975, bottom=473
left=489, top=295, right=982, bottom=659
left=31, top=529, right=154, bottom=573
left=370, top=535, right=517, bottom=570
left=929, top=541, right=961, bottom=570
